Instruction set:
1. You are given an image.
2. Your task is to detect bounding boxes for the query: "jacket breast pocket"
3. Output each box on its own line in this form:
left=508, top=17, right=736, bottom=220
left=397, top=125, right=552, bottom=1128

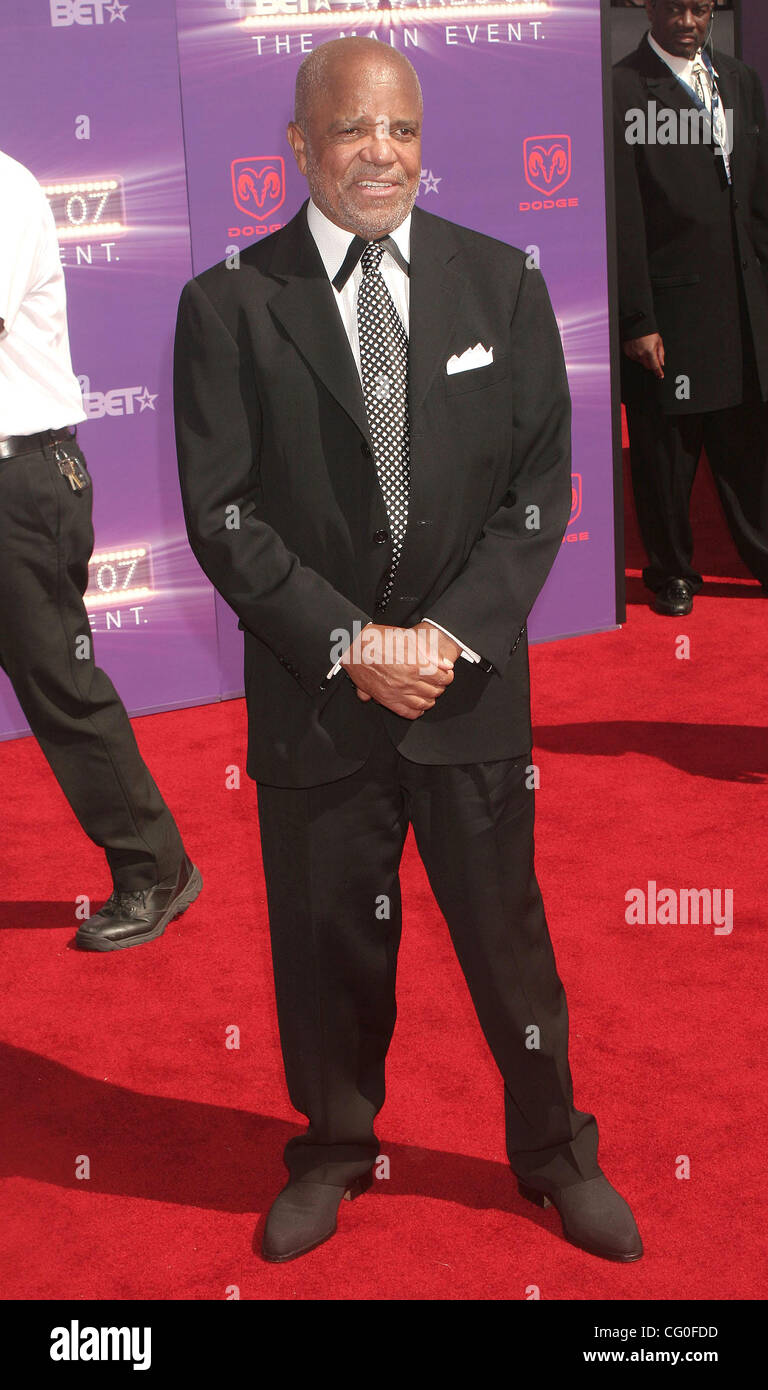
left=651, top=274, right=701, bottom=289
left=445, top=355, right=509, bottom=396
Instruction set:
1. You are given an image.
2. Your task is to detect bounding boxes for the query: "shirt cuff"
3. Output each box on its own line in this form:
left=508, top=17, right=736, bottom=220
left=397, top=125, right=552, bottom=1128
left=421, top=618, right=481, bottom=663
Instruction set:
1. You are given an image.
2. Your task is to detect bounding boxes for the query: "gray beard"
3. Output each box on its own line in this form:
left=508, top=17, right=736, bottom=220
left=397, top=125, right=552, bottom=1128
left=306, top=164, right=418, bottom=240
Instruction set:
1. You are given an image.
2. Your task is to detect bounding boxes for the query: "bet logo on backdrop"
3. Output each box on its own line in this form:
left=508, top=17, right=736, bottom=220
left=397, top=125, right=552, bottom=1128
left=520, top=135, right=579, bottom=213
left=50, top=0, right=129, bottom=24
left=82, top=385, right=157, bottom=419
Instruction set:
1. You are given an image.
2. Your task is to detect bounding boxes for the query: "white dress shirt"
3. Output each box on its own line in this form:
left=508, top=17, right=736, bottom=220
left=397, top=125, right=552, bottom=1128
left=0, top=150, right=86, bottom=440
left=305, top=199, right=481, bottom=680
left=647, top=31, right=732, bottom=179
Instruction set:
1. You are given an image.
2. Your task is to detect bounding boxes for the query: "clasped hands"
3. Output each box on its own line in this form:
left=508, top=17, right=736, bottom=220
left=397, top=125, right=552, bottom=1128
left=339, top=620, right=459, bottom=721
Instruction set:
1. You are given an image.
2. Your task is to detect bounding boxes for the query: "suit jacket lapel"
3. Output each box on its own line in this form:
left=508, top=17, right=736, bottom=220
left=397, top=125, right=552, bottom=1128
left=264, top=201, right=468, bottom=444
left=408, top=207, right=467, bottom=418
left=639, top=34, right=698, bottom=117
left=266, top=202, right=371, bottom=444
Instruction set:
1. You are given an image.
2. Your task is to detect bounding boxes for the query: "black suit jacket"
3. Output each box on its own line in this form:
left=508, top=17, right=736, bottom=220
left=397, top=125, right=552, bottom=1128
left=613, top=35, right=768, bottom=414
left=173, top=202, right=572, bottom=787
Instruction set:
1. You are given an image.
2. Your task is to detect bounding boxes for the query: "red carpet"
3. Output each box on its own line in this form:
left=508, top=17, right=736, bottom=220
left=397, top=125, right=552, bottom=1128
left=0, top=448, right=765, bottom=1301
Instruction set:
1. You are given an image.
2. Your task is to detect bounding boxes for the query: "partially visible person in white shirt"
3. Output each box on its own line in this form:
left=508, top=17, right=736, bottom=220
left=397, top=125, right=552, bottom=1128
left=0, top=149, right=86, bottom=440
left=0, top=148, right=200, bottom=953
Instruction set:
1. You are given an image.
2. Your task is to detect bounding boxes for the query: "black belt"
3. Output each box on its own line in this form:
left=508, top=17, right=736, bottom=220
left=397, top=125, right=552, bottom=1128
left=0, top=425, right=77, bottom=462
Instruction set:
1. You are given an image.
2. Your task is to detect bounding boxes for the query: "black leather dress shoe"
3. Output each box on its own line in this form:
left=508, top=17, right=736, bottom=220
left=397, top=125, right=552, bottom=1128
left=74, top=855, right=202, bottom=952
left=518, top=1173, right=643, bottom=1262
left=652, top=579, right=694, bottom=616
left=262, top=1170, right=373, bottom=1263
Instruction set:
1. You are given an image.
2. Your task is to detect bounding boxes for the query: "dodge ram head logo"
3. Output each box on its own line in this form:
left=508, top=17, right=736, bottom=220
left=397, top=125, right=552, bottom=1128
left=231, top=156, right=286, bottom=221
left=523, top=136, right=572, bottom=197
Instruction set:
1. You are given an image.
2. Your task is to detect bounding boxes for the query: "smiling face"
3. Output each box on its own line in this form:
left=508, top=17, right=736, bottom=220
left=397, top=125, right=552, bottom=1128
left=287, top=46, right=423, bottom=239
left=646, top=0, right=714, bottom=59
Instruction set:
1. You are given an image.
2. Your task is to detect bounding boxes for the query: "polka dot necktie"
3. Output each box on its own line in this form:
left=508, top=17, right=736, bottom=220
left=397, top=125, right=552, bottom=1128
left=357, top=240, right=410, bottom=609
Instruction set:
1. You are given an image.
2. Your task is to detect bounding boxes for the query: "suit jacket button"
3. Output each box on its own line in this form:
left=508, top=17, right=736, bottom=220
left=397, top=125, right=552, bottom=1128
left=361, top=441, right=372, bottom=458
left=373, top=528, right=388, bottom=544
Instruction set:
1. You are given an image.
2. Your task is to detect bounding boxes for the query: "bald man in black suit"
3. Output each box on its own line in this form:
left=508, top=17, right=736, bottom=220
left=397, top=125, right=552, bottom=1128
left=175, top=37, right=642, bottom=1265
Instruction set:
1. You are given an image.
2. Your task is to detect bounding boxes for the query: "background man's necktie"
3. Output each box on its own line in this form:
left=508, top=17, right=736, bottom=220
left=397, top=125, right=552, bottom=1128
left=357, top=240, right=410, bottom=609
left=691, top=58, right=707, bottom=107
left=691, top=56, right=731, bottom=180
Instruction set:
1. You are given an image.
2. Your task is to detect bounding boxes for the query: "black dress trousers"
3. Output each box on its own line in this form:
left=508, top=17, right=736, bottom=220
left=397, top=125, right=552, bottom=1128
left=626, top=394, right=768, bottom=593
left=0, top=439, right=185, bottom=889
left=626, top=312, right=768, bottom=593
left=256, top=708, right=600, bottom=1192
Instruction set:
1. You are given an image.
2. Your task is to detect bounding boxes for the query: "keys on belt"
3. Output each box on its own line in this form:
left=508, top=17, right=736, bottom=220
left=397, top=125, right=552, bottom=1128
left=53, top=442, right=88, bottom=491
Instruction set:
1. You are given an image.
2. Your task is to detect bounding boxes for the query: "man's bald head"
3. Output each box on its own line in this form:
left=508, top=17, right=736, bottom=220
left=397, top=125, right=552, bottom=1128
left=294, top=37, right=422, bottom=134
left=287, top=36, right=424, bottom=239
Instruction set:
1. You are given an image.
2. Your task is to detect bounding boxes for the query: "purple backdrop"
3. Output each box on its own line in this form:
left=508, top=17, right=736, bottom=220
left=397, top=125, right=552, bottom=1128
left=0, top=0, right=617, bottom=738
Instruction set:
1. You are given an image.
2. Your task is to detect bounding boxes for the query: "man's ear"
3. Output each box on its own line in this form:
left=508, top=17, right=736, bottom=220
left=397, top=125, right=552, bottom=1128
left=287, top=122, right=308, bottom=176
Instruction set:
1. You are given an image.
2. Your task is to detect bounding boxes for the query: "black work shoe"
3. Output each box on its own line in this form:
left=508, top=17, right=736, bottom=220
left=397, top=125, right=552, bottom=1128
left=518, top=1174, right=643, bottom=1262
left=652, top=579, right=694, bottom=616
left=74, top=855, right=202, bottom=952
left=262, top=1170, right=373, bottom=1263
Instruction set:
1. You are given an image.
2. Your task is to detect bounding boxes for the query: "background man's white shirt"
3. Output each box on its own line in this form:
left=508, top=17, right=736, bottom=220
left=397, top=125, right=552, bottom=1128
left=0, top=150, right=86, bottom=440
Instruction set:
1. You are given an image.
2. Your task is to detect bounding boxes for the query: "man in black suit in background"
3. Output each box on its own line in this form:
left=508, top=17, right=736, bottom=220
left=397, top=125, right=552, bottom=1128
left=174, top=37, right=641, bottom=1264
left=614, top=0, right=768, bottom=614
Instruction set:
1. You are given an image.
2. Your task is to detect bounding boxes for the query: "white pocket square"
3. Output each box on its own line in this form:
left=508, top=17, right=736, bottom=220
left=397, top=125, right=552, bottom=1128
left=446, top=342, right=494, bottom=375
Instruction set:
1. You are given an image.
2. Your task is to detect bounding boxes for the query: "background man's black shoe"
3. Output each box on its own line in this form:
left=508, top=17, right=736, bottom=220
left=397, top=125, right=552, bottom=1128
left=262, top=1171, right=373, bottom=1263
left=74, top=855, right=202, bottom=952
left=651, top=579, right=694, bottom=616
left=518, top=1173, right=643, bottom=1262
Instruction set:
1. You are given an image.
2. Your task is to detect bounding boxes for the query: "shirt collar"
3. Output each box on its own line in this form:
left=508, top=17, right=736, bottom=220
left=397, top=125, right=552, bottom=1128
left=306, top=197, right=411, bottom=286
left=647, top=30, right=718, bottom=81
